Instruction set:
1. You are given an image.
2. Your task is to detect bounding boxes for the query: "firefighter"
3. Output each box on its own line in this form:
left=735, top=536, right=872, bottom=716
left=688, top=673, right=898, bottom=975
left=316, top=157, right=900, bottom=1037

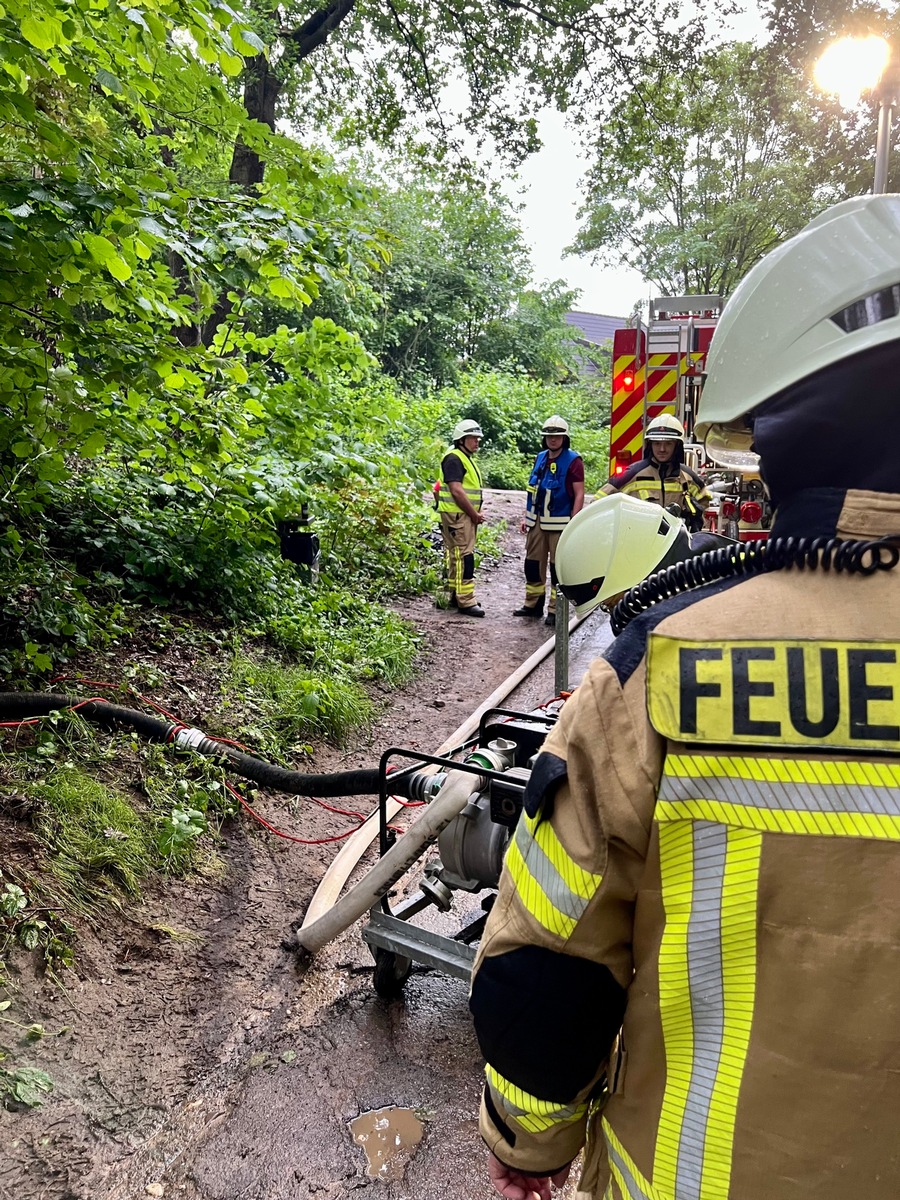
left=600, top=412, right=711, bottom=531
left=513, top=416, right=585, bottom=627
left=435, top=418, right=486, bottom=617
left=469, top=194, right=900, bottom=1200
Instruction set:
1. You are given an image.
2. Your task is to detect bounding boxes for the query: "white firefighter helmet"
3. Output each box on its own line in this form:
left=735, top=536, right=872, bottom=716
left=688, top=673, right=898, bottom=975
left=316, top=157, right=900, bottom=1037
left=645, top=413, right=684, bottom=441
left=452, top=418, right=483, bottom=442
left=696, top=194, right=900, bottom=468
left=541, top=415, right=569, bottom=435
left=555, top=492, right=685, bottom=616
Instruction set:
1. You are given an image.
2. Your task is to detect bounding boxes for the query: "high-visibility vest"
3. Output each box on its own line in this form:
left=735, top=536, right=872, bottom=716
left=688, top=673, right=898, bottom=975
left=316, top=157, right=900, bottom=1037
left=525, top=448, right=581, bottom=531
left=436, top=448, right=483, bottom=515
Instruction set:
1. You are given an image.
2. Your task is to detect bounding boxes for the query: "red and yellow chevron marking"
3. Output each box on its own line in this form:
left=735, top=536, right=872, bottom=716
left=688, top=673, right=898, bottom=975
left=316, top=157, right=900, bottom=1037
left=608, top=351, right=705, bottom=475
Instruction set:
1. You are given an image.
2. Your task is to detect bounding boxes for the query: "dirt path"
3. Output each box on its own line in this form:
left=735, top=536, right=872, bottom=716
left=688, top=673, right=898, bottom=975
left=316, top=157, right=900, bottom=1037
left=0, top=490, right=609, bottom=1200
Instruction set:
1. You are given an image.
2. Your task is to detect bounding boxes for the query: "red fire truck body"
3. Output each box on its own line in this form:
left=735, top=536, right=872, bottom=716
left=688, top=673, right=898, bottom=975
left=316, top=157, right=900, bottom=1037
left=609, top=295, right=770, bottom=541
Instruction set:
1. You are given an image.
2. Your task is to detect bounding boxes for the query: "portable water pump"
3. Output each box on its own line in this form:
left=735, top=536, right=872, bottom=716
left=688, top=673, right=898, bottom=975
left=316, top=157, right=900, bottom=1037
left=359, top=704, right=560, bottom=998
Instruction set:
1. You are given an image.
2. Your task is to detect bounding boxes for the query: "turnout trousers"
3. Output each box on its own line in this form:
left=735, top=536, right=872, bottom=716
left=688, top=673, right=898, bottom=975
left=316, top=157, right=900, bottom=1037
left=522, top=518, right=561, bottom=613
left=440, top=511, right=479, bottom=609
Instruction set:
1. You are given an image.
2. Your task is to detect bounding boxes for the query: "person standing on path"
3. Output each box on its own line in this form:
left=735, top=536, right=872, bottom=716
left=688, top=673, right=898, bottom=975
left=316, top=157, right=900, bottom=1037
left=435, top=418, right=486, bottom=617
left=513, top=416, right=585, bottom=627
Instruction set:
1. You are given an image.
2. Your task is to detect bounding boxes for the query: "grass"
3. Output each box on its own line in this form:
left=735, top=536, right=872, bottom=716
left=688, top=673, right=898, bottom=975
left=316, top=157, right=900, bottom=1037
left=476, top=517, right=508, bottom=564
left=30, top=766, right=159, bottom=900
left=264, top=590, right=421, bottom=690
left=227, top=652, right=375, bottom=748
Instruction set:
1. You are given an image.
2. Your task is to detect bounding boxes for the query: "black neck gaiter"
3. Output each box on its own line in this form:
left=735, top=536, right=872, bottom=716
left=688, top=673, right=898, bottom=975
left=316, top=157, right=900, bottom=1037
left=752, top=340, right=900, bottom=510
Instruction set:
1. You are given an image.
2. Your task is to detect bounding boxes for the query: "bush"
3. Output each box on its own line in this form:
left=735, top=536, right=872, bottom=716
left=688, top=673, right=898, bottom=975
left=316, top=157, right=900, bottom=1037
left=436, top=369, right=611, bottom=492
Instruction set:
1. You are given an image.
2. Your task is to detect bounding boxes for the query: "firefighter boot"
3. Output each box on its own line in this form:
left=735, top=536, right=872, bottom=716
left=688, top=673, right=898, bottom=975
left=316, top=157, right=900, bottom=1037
left=513, top=598, right=545, bottom=619
left=544, top=612, right=556, bottom=627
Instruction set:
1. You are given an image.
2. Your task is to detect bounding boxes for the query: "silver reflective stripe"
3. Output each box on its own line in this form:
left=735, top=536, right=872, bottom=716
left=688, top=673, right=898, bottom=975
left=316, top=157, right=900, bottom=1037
left=489, top=1084, right=581, bottom=1125
left=512, top=820, right=590, bottom=923
left=659, top=771, right=900, bottom=816
left=608, top=1137, right=652, bottom=1200
left=676, top=822, right=727, bottom=1199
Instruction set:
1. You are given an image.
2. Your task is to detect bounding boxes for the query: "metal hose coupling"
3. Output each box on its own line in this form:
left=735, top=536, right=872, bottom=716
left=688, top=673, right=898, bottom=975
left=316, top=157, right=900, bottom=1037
left=170, top=725, right=225, bottom=757
left=465, top=737, right=517, bottom=775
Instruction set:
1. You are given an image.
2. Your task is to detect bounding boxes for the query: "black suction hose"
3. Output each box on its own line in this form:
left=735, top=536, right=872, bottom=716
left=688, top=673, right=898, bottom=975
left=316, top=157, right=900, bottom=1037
left=0, top=692, right=173, bottom=739
left=0, top=692, right=419, bottom=800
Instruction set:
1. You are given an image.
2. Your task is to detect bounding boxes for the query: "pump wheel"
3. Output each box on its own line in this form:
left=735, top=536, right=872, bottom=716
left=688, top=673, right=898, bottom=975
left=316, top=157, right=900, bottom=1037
left=372, top=948, right=412, bottom=998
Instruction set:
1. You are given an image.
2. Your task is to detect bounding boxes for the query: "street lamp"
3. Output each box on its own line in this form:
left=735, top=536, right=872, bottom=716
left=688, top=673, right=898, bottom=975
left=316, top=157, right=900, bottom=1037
left=813, top=34, right=899, bottom=194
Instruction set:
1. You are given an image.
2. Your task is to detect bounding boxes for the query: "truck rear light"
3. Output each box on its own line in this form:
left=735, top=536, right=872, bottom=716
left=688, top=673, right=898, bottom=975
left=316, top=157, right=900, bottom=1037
left=622, top=370, right=634, bottom=390
left=741, top=501, right=762, bottom=523
left=721, top=500, right=736, bottom=518
left=615, top=452, right=633, bottom=476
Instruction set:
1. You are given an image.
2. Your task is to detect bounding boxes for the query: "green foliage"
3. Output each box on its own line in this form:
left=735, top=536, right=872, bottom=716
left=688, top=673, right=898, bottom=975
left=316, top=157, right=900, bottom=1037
left=0, top=713, right=244, bottom=920
left=265, top=592, right=420, bottom=688
left=0, top=1058, right=54, bottom=1110
left=322, top=168, right=579, bottom=388
left=573, top=41, right=874, bottom=297
left=432, top=370, right=610, bottom=492
left=476, top=284, right=582, bottom=383
left=0, top=528, right=129, bottom=678
left=255, top=0, right=700, bottom=164
left=31, top=767, right=160, bottom=898
left=0, top=870, right=75, bottom=974
left=227, top=652, right=376, bottom=747
left=157, top=806, right=208, bottom=872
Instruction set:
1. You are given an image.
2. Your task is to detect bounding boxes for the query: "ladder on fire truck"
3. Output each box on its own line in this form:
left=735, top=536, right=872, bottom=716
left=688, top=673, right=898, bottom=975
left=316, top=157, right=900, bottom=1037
left=609, top=294, right=722, bottom=479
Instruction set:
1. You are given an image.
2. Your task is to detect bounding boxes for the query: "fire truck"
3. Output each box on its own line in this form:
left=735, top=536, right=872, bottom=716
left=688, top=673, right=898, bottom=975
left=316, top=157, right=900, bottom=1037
left=609, top=294, right=770, bottom=541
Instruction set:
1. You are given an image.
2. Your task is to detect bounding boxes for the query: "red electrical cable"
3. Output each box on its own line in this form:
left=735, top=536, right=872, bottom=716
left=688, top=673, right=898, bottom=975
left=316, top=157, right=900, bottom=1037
left=0, top=697, right=108, bottom=729
left=230, top=787, right=367, bottom=846
left=34, top=678, right=425, bottom=840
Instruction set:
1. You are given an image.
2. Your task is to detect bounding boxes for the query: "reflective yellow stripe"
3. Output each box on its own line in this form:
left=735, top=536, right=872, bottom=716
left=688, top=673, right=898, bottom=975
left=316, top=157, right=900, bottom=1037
left=436, top=449, right=483, bottom=512
left=486, top=1066, right=586, bottom=1134
left=659, top=753, right=900, bottom=839
left=654, top=819, right=762, bottom=1199
left=656, top=797, right=900, bottom=840
left=603, top=1119, right=664, bottom=1200
left=505, top=810, right=602, bottom=939
left=666, top=752, right=900, bottom=788
left=621, top=480, right=661, bottom=502
left=620, top=476, right=683, bottom=504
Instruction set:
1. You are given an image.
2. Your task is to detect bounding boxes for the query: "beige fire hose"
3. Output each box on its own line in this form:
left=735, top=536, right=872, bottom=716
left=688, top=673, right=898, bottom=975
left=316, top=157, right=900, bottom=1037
left=297, top=610, right=590, bottom=955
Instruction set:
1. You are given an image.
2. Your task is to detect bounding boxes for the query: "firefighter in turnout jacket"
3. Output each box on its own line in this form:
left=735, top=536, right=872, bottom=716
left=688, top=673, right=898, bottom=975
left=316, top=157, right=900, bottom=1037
left=513, top=416, right=585, bottom=628
left=470, top=194, right=900, bottom=1200
left=600, top=413, right=711, bottom=531
left=436, top=419, right=486, bottom=617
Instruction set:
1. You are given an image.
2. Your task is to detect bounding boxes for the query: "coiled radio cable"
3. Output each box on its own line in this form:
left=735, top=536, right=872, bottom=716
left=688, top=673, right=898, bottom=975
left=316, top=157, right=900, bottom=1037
left=610, top=535, right=900, bottom=636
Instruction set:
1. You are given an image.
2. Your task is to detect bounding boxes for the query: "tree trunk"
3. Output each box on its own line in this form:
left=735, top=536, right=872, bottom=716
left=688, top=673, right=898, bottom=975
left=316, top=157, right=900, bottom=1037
left=229, top=54, right=282, bottom=187
left=203, top=0, right=357, bottom=344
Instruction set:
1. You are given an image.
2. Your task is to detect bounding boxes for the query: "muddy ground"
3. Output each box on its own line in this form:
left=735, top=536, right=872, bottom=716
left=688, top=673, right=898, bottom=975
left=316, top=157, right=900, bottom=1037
left=0, top=490, right=610, bottom=1200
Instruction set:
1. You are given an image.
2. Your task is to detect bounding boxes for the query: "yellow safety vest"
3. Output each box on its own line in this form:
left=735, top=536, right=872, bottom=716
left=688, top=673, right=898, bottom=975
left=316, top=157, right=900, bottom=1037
left=436, top=448, right=483, bottom=515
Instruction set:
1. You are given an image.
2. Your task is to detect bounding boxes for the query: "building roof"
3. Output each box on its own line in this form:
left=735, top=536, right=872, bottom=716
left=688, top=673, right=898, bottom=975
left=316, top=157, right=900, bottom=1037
left=564, top=310, right=628, bottom=345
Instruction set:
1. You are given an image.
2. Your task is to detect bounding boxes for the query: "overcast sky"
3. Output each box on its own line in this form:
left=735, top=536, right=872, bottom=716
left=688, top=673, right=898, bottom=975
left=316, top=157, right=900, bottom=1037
left=507, top=1, right=768, bottom=317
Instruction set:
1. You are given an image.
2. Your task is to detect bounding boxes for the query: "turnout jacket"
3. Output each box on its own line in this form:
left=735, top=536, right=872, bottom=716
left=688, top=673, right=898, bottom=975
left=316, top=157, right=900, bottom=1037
left=602, top=459, right=711, bottom=529
left=470, top=486, right=900, bottom=1199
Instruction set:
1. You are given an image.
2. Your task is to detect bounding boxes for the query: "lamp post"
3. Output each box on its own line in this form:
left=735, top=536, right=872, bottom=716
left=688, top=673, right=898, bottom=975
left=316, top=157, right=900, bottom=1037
left=813, top=34, right=899, bottom=194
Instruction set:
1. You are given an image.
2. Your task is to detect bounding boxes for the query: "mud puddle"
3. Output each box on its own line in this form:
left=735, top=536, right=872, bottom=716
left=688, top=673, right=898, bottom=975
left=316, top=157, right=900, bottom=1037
left=349, top=1106, right=424, bottom=1180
